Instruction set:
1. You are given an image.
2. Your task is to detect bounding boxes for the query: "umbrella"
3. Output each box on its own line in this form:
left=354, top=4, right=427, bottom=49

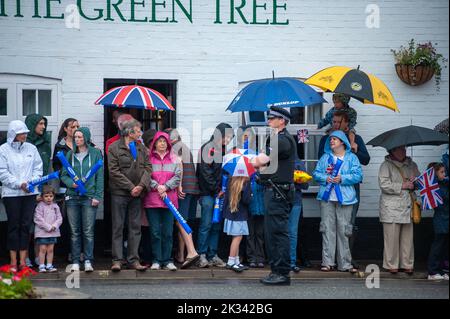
left=95, top=85, right=175, bottom=111
left=222, top=148, right=257, bottom=177
left=226, top=77, right=327, bottom=113
left=367, top=125, right=449, bottom=151
left=305, top=66, right=398, bottom=112
left=434, top=118, right=449, bottom=135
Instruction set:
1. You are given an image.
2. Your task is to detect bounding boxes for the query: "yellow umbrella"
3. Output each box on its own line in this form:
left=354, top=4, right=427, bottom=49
left=305, top=66, right=399, bottom=112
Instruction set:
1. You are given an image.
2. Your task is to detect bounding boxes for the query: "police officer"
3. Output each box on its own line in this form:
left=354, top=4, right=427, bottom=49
left=253, top=106, right=296, bottom=285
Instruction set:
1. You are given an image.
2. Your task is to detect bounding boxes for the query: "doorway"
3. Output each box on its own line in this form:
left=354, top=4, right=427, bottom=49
left=101, top=78, right=177, bottom=256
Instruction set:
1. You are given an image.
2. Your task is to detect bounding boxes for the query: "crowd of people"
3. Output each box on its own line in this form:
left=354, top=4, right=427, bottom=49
left=0, top=93, right=448, bottom=285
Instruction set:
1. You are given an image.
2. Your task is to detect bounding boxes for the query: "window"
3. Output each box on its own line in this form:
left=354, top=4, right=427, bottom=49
left=290, top=103, right=322, bottom=125
left=22, top=89, right=52, bottom=116
left=288, top=103, right=325, bottom=193
left=0, top=89, right=6, bottom=116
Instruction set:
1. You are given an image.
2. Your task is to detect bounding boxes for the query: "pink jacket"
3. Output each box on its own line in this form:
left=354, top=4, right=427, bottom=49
left=143, top=132, right=182, bottom=209
left=34, top=202, right=63, bottom=238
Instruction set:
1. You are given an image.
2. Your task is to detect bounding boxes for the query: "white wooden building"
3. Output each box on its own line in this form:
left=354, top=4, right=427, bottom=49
left=0, top=0, right=448, bottom=223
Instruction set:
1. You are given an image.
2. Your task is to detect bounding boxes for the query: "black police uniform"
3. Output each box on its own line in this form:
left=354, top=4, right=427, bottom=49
left=259, top=110, right=297, bottom=283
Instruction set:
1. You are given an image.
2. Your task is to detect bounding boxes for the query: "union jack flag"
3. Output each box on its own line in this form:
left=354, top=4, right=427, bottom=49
left=297, top=129, right=309, bottom=143
left=416, top=168, right=443, bottom=210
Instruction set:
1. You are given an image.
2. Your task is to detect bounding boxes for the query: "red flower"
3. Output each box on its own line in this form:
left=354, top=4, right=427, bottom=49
left=0, top=265, right=14, bottom=273
left=17, top=267, right=37, bottom=278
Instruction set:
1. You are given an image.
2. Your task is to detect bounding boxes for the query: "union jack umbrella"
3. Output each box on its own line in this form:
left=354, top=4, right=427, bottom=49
left=95, top=85, right=175, bottom=111
left=222, top=148, right=257, bottom=177
left=416, top=168, right=443, bottom=210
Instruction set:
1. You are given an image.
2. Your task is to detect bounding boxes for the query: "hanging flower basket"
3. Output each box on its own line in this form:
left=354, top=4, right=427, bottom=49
left=394, top=64, right=435, bottom=86
left=392, top=39, right=447, bottom=90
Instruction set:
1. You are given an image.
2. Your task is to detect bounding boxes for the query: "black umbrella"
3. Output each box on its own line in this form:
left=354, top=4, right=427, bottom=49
left=434, top=118, right=449, bottom=135
left=367, top=125, right=449, bottom=151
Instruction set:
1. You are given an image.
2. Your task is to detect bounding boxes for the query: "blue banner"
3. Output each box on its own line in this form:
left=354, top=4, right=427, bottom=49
left=56, top=151, right=87, bottom=195
left=212, top=174, right=229, bottom=223
left=82, top=159, right=103, bottom=183
left=163, top=197, right=192, bottom=234
left=320, top=158, right=344, bottom=204
left=27, top=171, right=60, bottom=193
left=129, top=141, right=137, bottom=161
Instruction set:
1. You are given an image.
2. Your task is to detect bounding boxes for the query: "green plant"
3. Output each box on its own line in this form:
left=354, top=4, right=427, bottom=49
left=392, top=39, right=447, bottom=88
left=0, top=265, right=38, bottom=299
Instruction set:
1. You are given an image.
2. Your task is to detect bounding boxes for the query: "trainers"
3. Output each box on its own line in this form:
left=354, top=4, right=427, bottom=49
left=84, top=261, right=94, bottom=273
left=428, top=274, right=445, bottom=280
left=34, top=258, right=40, bottom=267
left=164, top=263, right=177, bottom=271
left=150, top=263, right=161, bottom=270
left=38, top=265, right=47, bottom=273
left=198, top=254, right=209, bottom=268
left=25, top=258, right=33, bottom=268
left=46, top=264, right=57, bottom=273
left=69, top=264, right=80, bottom=272
left=209, top=255, right=226, bottom=268
left=443, top=274, right=449, bottom=280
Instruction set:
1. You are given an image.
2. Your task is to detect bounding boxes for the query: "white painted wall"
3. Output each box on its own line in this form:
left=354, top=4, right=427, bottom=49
left=0, top=0, right=448, bottom=220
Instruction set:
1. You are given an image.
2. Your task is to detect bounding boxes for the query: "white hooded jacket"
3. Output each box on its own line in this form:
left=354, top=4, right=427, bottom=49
left=0, top=120, right=43, bottom=197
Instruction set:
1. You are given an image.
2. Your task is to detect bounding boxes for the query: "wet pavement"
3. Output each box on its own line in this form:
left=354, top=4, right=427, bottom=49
left=29, top=264, right=449, bottom=299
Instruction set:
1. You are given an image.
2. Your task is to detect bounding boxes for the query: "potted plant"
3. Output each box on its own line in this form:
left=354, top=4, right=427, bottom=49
left=392, top=39, right=447, bottom=89
left=0, top=265, right=38, bottom=299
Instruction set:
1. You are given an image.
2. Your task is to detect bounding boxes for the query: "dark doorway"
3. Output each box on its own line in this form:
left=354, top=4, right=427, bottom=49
left=101, top=79, right=177, bottom=257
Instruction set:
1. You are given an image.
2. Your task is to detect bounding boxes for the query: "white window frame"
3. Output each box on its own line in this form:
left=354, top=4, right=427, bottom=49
left=0, top=82, right=17, bottom=123
left=17, top=83, right=59, bottom=122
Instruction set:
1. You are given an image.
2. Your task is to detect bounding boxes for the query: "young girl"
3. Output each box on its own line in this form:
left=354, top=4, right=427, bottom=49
left=427, top=162, right=449, bottom=280
left=222, top=175, right=252, bottom=273
left=34, top=185, right=63, bottom=273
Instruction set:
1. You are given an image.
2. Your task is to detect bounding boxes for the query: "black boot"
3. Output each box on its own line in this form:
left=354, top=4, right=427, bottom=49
left=260, top=273, right=291, bottom=286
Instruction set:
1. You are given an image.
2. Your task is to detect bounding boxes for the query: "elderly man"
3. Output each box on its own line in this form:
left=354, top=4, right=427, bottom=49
left=108, top=118, right=152, bottom=272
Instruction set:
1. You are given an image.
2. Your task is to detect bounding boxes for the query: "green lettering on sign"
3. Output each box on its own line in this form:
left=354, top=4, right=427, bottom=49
left=105, top=0, right=127, bottom=22
left=171, top=0, right=192, bottom=23
left=45, top=0, right=64, bottom=19
left=271, top=0, right=288, bottom=25
left=15, top=0, right=23, bottom=17
left=228, top=0, right=249, bottom=25
left=251, top=0, right=268, bottom=25
left=77, top=0, right=104, bottom=21
left=130, top=0, right=148, bottom=22
left=0, top=0, right=6, bottom=17
left=151, top=0, right=169, bottom=23
left=33, top=0, right=41, bottom=18
left=214, top=0, right=222, bottom=24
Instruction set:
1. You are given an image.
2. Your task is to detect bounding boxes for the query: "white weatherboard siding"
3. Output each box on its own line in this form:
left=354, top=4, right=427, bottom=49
left=0, top=0, right=448, bottom=220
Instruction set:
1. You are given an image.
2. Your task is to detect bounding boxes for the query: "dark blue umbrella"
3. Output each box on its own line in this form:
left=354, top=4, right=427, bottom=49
left=226, top=77, right=327, bottom=113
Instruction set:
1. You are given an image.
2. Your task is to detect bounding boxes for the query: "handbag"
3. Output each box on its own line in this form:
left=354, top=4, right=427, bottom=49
left=393, top=164, right=421, bottom=224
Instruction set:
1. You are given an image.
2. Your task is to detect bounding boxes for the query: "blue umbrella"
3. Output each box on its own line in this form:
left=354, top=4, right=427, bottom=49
left=226, top=77, right=327, bottom=113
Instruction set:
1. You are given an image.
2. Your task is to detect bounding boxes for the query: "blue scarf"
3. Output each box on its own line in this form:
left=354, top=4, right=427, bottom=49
left=320, top=156, right=344, bottom=204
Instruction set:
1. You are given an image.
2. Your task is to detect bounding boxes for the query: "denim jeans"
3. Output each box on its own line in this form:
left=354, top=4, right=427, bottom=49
left=178, top=194, right=199, bottom=221
left=288, top=203, right=302, bottom=267
left=146, top=208, right=174, bottom=265
left=197, top=196, right=221, bottom=260
left=65, top=196, right=97, bottom=264
left=428, top=233, right=448, bottom=275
